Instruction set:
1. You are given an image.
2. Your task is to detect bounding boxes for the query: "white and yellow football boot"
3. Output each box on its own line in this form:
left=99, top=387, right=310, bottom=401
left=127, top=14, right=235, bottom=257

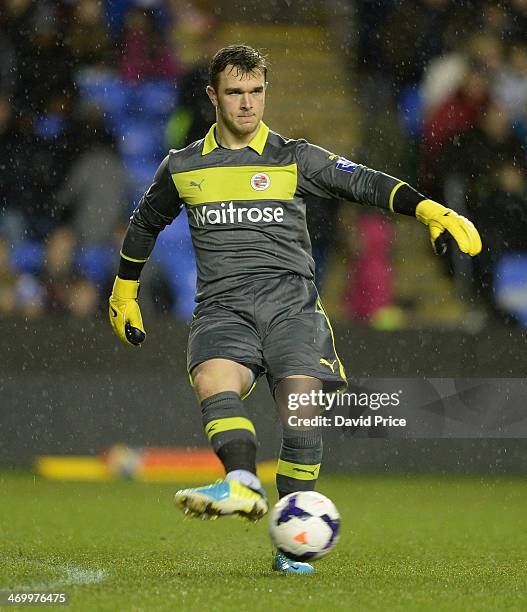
left=174, top=480, right=268, bottom=521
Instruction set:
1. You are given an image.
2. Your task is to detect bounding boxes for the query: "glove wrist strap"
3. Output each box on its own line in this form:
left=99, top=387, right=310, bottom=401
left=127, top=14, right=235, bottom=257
left=112, top=277, right=140, bottom=299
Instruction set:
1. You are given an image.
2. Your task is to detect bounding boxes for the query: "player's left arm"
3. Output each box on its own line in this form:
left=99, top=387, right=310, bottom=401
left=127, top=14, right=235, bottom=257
left=295, top=141, right=481, bottom=256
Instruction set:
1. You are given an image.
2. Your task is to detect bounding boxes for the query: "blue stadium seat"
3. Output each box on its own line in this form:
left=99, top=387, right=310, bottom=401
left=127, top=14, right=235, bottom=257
left=133, top=80, right=178, bottom=117
left=151, top=215, right=196, bottom=320
left=76, top=245, right=117, bottom=286
left=11, top=241, right=44, bottom=274
left=123, top=157, right=160, bottom=203
left=105, top=1, right=168, bottom=38
left=77, top=71, right=131, bottom=117
left=399, top=85, right=423, bottom=138
left=494, top=252, right=527, bottom=327
left=34, top=114, right=67, bottom=139
left=117, top=119, right=164, bottom=158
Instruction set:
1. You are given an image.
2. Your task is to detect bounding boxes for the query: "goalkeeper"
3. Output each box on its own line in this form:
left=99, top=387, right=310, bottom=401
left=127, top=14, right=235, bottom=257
left=109, top=45, right=481, bottom=574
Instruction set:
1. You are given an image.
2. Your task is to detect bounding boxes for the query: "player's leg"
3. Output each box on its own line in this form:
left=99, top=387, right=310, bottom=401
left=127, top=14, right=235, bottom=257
left=175, top=299, right=268, bottom=521
left=260, top=276, right=346, bottom=572
left=191, top=358, right=264, bottom=495
left=271, top=374, right=324, bottom=574
left=274, top=375, right=324, bottom=499
left=262, top=281, right=345, bottom=498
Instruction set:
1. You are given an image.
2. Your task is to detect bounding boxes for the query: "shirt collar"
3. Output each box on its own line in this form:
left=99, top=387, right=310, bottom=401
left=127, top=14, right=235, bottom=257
left=201, top=121, right=270, bottom=156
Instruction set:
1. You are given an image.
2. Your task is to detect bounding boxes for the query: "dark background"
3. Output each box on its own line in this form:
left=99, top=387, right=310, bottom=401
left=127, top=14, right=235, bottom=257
left=1, top=0, right=527, bottom=473
left=2, top=319, right=525, bottom=470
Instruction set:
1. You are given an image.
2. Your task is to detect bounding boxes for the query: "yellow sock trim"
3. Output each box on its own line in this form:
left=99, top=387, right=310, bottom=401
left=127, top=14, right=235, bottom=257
left=276, top=460, right=320, bottom=480
left=205, top=417, right=256, bottom=440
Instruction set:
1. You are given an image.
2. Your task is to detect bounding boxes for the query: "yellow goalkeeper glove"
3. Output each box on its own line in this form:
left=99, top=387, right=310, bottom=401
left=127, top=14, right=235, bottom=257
left=415, top=199, right=482, bottom=256
left=109, top=277, right=146, bottom=346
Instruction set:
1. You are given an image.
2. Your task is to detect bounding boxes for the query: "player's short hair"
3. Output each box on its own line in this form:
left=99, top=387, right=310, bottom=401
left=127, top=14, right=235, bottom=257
left=208, top=44, right=268, bottom=90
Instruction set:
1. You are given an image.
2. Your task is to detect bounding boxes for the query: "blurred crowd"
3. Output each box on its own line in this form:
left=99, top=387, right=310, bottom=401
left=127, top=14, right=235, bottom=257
left=1, top=0, right=526, bottom=326
left=354, top=0, right=527, bottom=325
left=0, top=0, right=213, bottom=319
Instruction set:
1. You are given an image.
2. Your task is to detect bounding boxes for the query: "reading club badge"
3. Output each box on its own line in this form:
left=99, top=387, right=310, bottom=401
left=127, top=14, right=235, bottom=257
left=251, top=172, right=271, bottom=191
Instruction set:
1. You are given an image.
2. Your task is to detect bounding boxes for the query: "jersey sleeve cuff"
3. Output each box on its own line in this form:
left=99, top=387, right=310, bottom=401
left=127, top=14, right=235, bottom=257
left=118, top=254, right=147, bottom=280
left=389, top=182, right=426, bottom=216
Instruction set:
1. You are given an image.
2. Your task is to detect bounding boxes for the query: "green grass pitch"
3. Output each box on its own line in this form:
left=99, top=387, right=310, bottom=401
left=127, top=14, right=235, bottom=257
left=1, top=471, right=526, bottom=611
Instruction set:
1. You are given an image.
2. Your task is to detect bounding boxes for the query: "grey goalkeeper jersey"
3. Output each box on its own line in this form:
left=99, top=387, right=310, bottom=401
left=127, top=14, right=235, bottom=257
left=122, top=122, right=408, bottom=302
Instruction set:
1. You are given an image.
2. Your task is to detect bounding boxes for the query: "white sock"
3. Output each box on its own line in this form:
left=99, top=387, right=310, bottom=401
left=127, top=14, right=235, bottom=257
left=225, top=469, right=262, bottom=492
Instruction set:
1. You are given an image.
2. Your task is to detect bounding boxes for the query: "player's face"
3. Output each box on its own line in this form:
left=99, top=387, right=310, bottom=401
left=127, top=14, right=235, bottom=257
left=207, top=65, right=266, bottom=137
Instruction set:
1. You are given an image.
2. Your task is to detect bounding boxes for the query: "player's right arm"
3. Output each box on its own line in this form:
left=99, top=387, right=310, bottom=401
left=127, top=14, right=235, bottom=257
left=109, top=155, right=182, bottom=346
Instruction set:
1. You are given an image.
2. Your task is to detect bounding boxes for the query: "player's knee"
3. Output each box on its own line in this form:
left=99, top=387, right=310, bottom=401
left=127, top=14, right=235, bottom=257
left=192, top=369, right=224, bottom=401
left=191, top=362, right=247, bottom=402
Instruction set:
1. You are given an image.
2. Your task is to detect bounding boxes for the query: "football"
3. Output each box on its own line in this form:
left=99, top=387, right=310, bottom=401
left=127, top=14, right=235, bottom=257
left=268, top=491, right=340, bottom=561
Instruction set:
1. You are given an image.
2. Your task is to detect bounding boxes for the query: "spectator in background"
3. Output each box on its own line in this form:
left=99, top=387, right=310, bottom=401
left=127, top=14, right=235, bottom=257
left=4, top=109, right=60, bottom=242
left=0, top=97, right=26, bottom=243
left=0, top=237, right=17, bottom=315
left=493, top=44, right=527, bottom=121
left=3, top=0, right=36, bottom=112
left=509, top=0, right=527, bottom=41
left=0, top=27, right=16, bottom=99
left=57, top=105, right=128, bottom=248
left=479, top=1, right=513, bottom=40
left=120, top=7, right=181, bottom=82
left=38, top=227, right=99, bottom=317
left=0, top=15, right=17, bottom=239
left=167, top=0, right=217, bottom=70
left=343, top=213, right=394, bottom=325
left=474, top=163, right=527, bottom=310
left=355, top=0, right=465, bottom=97
left=26, top=96, right=77, bottom=240
left=7, top=1, right=76, bottom=116
left=0, top=238, right=44, bottom=318
left=165, top=39, right=218, bottom=149
left=379, top=0, right=452, bottom=94
left=421, top=32, right=503, bottom=122
left=447, top=102, right=525, bottom=207
left=444, top=101, right=527, bottom=308
left=420, top=61, right=490, bottom=198
left=65, top=0, right=115, bottom=71
left=305, top=195, right=340, bottom=294
left=1, top=1, right=79, bottom=240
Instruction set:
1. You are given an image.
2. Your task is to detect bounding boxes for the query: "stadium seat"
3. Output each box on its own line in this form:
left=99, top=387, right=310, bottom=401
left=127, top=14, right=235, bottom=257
left=122, top=157, right=161, bottom=203
left=34, top=114, right=67, bottom=139
left=399, top=85, right=423, bottom=138
left=494, top=252, right=527, bottom=327
left=76, top=245, right=117, bottom=286
left=117, top=119, right=164, bottom=158
left=133, top=80, right=178, bottom=117
left=11, top=241, right=44, bottom=274
left=77, top=70, right=131, bottom=117
left=151, top=216, right=196, bottom=320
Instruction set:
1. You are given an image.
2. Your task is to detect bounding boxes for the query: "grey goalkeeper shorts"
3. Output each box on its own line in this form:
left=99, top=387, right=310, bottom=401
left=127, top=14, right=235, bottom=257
left=187, top=273, right=347, bottom=395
